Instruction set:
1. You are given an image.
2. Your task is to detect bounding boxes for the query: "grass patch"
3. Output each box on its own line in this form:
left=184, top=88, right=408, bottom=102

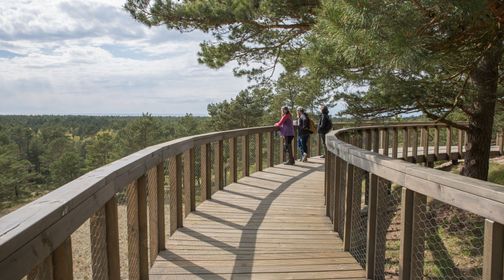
left=488, top=162, right=504, bottom=185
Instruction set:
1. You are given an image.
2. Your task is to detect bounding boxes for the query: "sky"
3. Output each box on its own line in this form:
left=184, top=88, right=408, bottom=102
left=0, top=0, right=251, bottom=116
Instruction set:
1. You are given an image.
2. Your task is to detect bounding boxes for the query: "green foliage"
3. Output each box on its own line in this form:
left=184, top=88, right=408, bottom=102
left=0, top=114, right=211, bottom=213
left=208, top=88, right=272, bottom=130
left=0, top=144, right=33, bottom=200
left=125, top=0, right=316, bottom=80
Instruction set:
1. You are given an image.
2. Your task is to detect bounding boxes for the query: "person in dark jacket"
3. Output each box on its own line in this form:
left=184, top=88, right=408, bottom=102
left=274, top=106, right=295, bottom=165
left=317, top=105, right=332, bottom=158
left=296, top=106, right=311, bottom=162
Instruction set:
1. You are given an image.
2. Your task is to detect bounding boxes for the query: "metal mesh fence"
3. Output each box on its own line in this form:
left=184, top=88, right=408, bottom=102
left=237, top=137, right=244, bottom=179
left=223, top=140, right=230, bottom=186
left=262, top=133, right=269, bottom=169
left=412, top=198, right=484, bottom=279
left=375, top=179, right=402, bottom=280
left=26, top=256, right=53, bottom=280
left=90, top=207, right=109, bottom=280
left=146, top=166, right=158, bottom=265
left=273, top=132, right=281, bottom=165
left=249, top=134, right=256, bottom=173
left=338, top=162, right=347, bottom=238
left=125, top=181, right=140, bottom=280
left=350, top=167, right=368, bottom=268
left=210, top=142, right=217, bottom=194
left=115, top=188, right=131, bottom=280
left=194, top=145, right=202, bottom=206
left=71, top=217, right=92, bottom=280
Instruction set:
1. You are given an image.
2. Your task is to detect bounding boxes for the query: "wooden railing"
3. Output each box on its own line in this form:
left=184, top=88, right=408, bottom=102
left=325, top=122, right=504, bottom=280
left=0, top=126, right=324, bottom=280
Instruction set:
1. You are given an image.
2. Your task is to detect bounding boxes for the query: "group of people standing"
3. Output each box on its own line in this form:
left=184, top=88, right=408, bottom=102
left=274, top=105, right=332, bottom=165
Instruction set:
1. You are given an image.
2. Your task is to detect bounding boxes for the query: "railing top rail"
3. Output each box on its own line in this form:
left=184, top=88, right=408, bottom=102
left=333, top=121, right=459, bottom=131
left=327, top=125, right=504, bottom=224
left=0, top=125, right=277, bottom=266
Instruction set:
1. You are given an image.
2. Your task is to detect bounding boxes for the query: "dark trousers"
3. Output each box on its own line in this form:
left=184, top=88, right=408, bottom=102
left=320, top=133, right=326, bottom=154
left=284, top=136, right=294, bottom=163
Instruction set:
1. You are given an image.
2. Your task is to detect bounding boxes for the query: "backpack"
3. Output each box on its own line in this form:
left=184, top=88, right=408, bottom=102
left=308, top=117, right=317, bottom=134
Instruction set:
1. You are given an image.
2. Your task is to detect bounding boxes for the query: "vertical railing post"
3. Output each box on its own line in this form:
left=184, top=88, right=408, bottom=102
left=216, top=140, right=224, bottom=190
left=446, top=126, right=453, bottom=159
left=421, top=127, right=428, bottom=162
left=52, top=238, right=73, bottom=280
left=372, top=129, right=379, bottom=153
left=411, top=127, right=418, bottom=162
left=325, top=152, right=333, bottom=217
left=105, top=197, right=120, bottom=280
left=343, top=163, right=354, bottom=250
left=402, top=127, right=409, bottom=161
left=268, top=131, right=274, bottom=167
left=458, top=128, right=464, bottom=158
left=382, top=129, right=389, bottom=156
left=483, top=219, right=504, bottom=279
left=229, top=138, right=237, bottom=182
left=499, top=128, right=504, bottom=155
left=255, top=133, right=263, bottom=172
left=392, top=128, right=398, bottom=159
left=366, top=173, right=379, bottom=279
left=242, top=135, right=250, bottom=176
left=434, top=127, right=440, bottom=160
left=183, top=149, right=195, bottom=216
left=399, top=188, right=414, bottom=280
left=157, top=163, right=166, bottom=251
left=201, top=143, right=212, bottom=200
left=169, top=155, right=183, bottom=234
left=148, top=168, right=159, bottom=267
left=317, top=133, right=322, bottom=156
left=137, top=175, right=149, bottom=280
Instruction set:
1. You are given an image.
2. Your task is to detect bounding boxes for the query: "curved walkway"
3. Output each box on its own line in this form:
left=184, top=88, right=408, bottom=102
left=149, top=158, right=366, bottom=279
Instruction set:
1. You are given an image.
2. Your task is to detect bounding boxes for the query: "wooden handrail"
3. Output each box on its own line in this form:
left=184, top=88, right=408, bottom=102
left=0, top=125, right=298, bottom=280
left=324, top=122, right=504, bottom=280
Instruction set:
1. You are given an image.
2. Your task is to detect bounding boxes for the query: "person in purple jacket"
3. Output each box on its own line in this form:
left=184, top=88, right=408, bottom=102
left=274, top=106, right=295, bottom=165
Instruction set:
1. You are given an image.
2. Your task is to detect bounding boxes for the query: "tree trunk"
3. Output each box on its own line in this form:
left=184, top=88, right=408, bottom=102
left=462, top=43, right=502, bottom=180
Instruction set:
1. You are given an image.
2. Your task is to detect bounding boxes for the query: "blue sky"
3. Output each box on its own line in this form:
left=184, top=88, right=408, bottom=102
left=0, top=0, right=250, bottom=115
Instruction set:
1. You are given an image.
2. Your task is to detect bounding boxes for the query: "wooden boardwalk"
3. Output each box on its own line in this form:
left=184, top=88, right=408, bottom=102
left=150, top=157, right=366, bottom=280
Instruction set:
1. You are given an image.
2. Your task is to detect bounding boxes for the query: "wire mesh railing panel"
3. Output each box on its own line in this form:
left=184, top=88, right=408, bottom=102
left=262, top=133, right=268, bottom=169
left=125, top=181, right=140, bottom=280
left=115, top=190, right=130, bottom=280
left=223, top=140, right=230, bottom=186
left=375, top=179, right=402, bottom=280
left=249, top=134, right=256, bottom=173
left=412, top=197, right=484, bottom=279
left=89, top=207, right=109, bottom=280
left=146, top=166, right=158, bottom=265
left=237, top=137, right=244, bottom=179
left=350, top=167, right=368, bottom=268
left=194, top=145, right=202, bottom=206
left=273, top=132, right=281, bottom=165
left=26, top=256, right=53, bottom=280
left=71, top=218, right=92, bottom=280
left=210, top=142, right=217, bottom=194
left=338, top=162, right=347, bottom=238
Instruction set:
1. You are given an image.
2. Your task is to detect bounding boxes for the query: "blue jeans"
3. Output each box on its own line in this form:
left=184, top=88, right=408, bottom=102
left=297, top=134, right=309, bottom=158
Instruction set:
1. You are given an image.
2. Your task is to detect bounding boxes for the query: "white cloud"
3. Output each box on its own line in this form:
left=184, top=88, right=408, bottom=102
left=0, top=0, right=249, bottom=115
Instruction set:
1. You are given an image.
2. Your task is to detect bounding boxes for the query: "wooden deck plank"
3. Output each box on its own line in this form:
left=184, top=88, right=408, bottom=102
left=150, top=157, right=366, bottom=280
